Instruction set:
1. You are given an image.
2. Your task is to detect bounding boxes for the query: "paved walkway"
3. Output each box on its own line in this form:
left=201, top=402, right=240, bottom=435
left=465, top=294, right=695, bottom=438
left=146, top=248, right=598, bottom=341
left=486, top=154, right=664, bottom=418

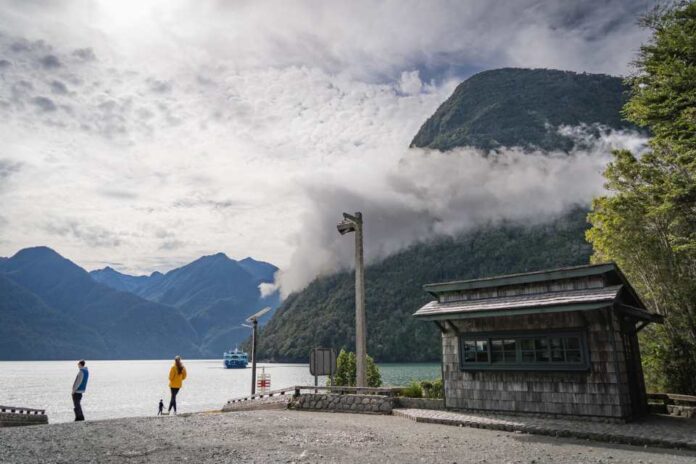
left=393, top=408, right=696, bottom=450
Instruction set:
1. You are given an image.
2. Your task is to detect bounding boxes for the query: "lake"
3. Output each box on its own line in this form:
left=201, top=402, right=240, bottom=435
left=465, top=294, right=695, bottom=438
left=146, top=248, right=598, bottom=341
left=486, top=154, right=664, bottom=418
left=0, top=360, right=439, bottom=424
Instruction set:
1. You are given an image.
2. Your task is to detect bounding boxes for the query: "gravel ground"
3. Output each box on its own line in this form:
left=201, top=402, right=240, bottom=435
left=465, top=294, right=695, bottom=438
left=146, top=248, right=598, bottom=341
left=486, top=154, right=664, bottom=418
left=1, top=410, right=695, bottom=464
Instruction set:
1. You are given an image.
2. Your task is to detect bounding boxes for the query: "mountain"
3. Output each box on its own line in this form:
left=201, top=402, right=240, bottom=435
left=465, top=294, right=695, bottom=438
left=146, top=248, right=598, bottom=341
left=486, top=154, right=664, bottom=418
left=89, top=266, right=163, bottom=293
left=258, top=67, right=633, bottom=362
left=411, top=68, right=637, bottom=152
left=0, top=247, right=201, bottom=359
left=90, top=253, right=280, bottom=356
left=238, top=257, right=278, bottom=284
left=0, top=274, right=107, bottom=360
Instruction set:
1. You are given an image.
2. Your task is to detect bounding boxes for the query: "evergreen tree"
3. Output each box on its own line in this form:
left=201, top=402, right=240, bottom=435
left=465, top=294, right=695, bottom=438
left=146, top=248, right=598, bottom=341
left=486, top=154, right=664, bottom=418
left=587, top=2, right=696, bottom=394
left=330, top=349, right=382, bottom=387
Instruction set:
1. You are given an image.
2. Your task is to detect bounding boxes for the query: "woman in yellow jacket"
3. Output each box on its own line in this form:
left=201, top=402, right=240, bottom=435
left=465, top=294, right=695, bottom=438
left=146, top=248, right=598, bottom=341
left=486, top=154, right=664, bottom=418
left=168, top=356, right=187, bottom=414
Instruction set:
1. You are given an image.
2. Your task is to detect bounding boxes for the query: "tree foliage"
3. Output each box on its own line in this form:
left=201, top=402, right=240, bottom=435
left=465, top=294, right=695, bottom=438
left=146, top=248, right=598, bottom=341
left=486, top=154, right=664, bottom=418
left=330, top=349, right=382, bottom=388
left=587, top=2, right=696, bottom=394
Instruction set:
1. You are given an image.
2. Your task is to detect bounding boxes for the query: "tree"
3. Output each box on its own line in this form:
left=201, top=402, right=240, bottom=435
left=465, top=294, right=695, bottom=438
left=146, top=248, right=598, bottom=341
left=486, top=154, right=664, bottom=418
left=330, top=349, right=382, bottom=388
left=587, top=2, right=696, bottom=394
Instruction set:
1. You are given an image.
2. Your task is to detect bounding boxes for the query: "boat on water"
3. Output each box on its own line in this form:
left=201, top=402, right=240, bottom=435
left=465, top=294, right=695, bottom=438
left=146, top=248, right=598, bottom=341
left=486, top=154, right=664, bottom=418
left=223, top=348, right=249, bottom=369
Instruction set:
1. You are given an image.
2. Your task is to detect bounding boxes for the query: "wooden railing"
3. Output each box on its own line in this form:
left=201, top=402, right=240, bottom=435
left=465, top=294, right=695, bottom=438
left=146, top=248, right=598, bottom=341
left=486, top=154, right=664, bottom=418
left=226, top=385, right=403, bottom=405
left=0, top=405, right=46, bottom=415
left=647, top=393, right=696, bottom=406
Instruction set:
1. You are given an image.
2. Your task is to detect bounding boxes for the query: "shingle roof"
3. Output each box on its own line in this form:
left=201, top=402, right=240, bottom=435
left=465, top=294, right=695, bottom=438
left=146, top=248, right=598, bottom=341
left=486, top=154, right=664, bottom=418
left=413, top=285, right=622, bottom=320
left=423, top=263, right=618, bottom=295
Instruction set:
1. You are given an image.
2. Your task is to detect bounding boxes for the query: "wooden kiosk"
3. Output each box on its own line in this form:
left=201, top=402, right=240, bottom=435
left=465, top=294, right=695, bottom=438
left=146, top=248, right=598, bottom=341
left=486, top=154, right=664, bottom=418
left=414, top=263, right=662, bottom=420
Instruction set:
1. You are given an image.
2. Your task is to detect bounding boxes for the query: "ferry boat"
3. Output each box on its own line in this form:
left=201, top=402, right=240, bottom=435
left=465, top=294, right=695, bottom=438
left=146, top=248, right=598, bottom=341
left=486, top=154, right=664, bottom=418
left=223, top=347, right=248, bottom=369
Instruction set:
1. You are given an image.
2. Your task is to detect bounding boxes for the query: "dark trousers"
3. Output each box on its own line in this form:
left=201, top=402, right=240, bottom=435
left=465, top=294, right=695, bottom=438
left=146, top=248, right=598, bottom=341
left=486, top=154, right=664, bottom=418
left=168, top=387, right=180, bottom=412
left=72, top=393, right=84, bottom=421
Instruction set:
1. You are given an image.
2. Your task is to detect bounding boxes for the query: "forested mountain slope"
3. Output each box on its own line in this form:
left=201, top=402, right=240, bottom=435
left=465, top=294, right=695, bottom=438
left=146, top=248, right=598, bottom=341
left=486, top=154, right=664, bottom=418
left=411, top=68, right=637, bottom=152
left=258, top=67, right=634, bottom=362
left=258, top=209, right=592, bottom=362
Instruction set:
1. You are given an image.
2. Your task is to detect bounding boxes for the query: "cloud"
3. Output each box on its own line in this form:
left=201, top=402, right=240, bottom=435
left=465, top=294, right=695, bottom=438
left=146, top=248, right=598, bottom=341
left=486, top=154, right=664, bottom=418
left=72, top=47, right=96, bottom=61
left=259, top=282, right=277, bottom=298
left=31, top=96, right=57, bottom=111
left=42, top=219, right=124, bottom=248
left=158, top=239, right=185, bottom=251
left=50, top=80, right=68, bottom=94
left=38, top=54, right=61, bottom=69
left=0, top=1, right=656, bottom=81
left=274, top=129, right=649, bottom=296
left=0, top=0, right=658, bottom=286
left=97, top=188, right=138, bottom=200
left=0, top=158, right=22, bottom=180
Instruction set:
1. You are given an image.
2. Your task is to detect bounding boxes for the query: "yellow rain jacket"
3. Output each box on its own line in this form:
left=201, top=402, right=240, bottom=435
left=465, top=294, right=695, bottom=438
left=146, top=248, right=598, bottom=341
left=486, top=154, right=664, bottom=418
left=169, top=365, right=187, bottom=388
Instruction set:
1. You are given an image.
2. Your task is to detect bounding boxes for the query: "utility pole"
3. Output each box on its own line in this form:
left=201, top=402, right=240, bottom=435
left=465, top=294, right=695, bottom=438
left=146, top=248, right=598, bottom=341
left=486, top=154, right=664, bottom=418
left=251, top=318, right=258, bottom=395
left=337, top=211, right=367, bottom=388
left=245, top=306, right=271, bottom=395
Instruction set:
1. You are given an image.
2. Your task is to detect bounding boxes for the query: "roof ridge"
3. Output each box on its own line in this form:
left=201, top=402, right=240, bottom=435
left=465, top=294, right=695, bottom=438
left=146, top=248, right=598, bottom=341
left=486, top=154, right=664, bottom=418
left=423, top=263, right=617, bottom=293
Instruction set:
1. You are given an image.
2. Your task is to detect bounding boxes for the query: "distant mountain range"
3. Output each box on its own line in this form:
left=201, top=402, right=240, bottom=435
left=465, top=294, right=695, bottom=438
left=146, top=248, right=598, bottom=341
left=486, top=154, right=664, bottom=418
left=91, top=253, right=279, bottom=355
left=0, top=247, right=279, bottom=360
left=257, top=68, right=634, bottom=362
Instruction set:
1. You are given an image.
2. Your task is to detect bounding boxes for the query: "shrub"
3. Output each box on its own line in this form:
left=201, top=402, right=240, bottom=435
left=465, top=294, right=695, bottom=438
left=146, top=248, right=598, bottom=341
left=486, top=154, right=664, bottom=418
left=329, top=349, right=382, bottom=387
left=422, top=378, right=444, bottom=399
left=400, top=381, right=423, bottom=398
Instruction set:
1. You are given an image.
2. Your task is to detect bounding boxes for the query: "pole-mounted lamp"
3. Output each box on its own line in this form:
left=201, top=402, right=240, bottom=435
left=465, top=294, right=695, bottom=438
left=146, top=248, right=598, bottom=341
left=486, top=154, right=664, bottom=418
left=246, top=306, right=271, bottom=395
left=337, top=211, right=367, bottom=388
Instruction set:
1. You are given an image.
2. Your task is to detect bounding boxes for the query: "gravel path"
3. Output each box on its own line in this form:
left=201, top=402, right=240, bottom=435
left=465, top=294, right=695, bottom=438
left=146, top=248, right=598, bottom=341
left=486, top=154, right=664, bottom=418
left=1, top=410, right=695, bottom=464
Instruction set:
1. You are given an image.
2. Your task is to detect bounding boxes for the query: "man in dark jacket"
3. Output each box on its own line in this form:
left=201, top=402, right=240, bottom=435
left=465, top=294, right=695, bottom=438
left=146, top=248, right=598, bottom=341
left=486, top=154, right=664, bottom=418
left=72, top=360, right=89, bottom=421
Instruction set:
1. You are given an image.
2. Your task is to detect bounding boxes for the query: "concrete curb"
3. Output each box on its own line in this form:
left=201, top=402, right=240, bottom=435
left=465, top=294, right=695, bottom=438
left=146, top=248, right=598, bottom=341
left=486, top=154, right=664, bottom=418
left=392, top=409, right=696, bottom=451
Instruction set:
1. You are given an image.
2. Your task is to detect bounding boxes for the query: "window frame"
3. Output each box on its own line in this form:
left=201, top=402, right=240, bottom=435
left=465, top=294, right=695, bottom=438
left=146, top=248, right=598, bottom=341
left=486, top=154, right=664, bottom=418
left=458, top=329, right=591, bottom=372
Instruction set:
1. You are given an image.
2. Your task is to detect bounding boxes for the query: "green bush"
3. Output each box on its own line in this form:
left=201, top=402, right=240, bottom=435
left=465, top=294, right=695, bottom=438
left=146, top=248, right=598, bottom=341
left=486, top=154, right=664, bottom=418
left=400, top=381, right=423, bottom=398
left=329, top=349, right=382, bottom=387
left=422, top=378, right=444, bottom=399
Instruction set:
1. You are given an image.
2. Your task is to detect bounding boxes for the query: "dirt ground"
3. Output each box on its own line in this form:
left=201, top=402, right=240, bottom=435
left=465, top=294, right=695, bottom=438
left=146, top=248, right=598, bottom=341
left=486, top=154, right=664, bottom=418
left=1, top=409, right=695, bottom=464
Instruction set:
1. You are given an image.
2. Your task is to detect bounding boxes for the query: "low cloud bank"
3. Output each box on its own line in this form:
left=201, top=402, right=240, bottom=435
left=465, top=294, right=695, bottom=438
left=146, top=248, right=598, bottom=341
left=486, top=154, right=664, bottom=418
left=275, top=128, right=648, bottom=297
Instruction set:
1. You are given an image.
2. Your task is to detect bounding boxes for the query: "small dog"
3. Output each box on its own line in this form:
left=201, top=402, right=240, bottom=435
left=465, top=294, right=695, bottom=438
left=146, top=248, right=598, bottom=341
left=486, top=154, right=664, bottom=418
left=157, top=399, right=165, bottom=415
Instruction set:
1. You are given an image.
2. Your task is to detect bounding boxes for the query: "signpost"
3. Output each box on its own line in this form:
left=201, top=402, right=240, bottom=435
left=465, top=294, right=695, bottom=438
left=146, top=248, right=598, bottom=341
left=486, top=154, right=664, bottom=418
left=310, top=347, right=337, bottom=391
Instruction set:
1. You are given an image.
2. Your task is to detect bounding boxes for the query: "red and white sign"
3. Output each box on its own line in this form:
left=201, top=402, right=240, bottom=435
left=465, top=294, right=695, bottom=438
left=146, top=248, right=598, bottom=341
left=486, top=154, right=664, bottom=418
left=257, top=369, right=271, bottom=393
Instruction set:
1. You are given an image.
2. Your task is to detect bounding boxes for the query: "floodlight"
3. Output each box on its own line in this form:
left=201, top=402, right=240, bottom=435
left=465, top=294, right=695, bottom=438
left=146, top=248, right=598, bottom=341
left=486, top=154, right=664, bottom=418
left=337, top=219, right=356, bottom=235
left=246, top=306, right=271, bottom=323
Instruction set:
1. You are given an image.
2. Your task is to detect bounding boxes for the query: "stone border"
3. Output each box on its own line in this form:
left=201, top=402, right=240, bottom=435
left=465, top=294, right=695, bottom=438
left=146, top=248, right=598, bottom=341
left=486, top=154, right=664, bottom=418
left=0, top=412, right=48, bottom=427
left=222, top=395, right=291, bottom=413
left=393, top=409, right=696, bottom=451
left=290, top=394, right=395, bottom=414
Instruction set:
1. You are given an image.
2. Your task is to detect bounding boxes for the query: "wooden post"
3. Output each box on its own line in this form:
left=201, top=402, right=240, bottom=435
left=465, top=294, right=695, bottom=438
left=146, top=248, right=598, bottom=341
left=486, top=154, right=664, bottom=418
left=251, top=318, right=258, bottom=395
left=337, top=211, right=367, bottom=388
left=354, top=212, right=367, bottom=388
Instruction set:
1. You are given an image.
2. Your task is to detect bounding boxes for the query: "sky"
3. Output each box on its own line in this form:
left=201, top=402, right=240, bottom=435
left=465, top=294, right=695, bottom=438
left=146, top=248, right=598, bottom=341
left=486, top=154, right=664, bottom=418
left=0, top=0, right=657, bottom=295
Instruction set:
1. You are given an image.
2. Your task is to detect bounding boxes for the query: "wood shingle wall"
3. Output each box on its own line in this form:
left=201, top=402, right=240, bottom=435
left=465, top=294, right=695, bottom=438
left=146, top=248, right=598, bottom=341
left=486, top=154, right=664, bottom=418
left=442, top=309, right=637, bottom=420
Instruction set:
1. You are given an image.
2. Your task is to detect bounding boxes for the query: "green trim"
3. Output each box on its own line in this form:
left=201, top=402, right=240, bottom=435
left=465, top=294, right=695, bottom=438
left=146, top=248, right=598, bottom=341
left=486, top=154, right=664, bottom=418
left=415, top=302, right=611, bottom=321
left=458, top=329, right=591, bottom=372
left=423, top=263, right=617, bottom=295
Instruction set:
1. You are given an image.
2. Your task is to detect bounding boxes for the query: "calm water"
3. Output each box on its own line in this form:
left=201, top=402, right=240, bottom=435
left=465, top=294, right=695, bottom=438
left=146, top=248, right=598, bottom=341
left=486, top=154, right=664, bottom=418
left=0, top=360, right=438, bottom=424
